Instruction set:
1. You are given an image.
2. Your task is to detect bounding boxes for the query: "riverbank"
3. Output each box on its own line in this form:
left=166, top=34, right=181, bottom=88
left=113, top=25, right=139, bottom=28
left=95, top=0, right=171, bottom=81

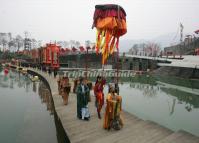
left=153, top=66, right=199, bottom=79
left=155, top=56, right=199, bottom=79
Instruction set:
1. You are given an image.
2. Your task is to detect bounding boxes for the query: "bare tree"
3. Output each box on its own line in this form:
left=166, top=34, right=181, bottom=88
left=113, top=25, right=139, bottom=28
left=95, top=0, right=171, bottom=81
left=2, top=39, right=8, bottom=51
left=145, top=42, right=161, bottom=57
left=8, top=40, right=16, bottom=51
left=69, top=40, right=76, bottom=48
left=15, top=35, right=23, bottom=51
left=131, top=44, right=139, bottom=55
left=129, top=42, right=161, bottom=57
left=75, top=41, right=80, bottom=48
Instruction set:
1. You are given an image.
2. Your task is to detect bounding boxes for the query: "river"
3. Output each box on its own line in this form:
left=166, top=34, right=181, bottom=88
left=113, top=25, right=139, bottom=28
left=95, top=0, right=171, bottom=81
left=114, top=75, right=199, bottom=136
left=0, top=68, right=68, bottom=143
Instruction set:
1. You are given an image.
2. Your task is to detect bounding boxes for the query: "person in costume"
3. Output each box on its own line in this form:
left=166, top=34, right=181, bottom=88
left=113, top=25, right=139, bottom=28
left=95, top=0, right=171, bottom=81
left=103, top=85, right=123, bottom=130
left=73, top=78, right=79, bottom=93
left=94, top=76, right=106, bottom=119
left=108, top=76, right=119, bottom=95
left=57, top=75, right=62, bottom=95
left=76, top=77, right=90, bottom=120
left=62, top=76, right=71, bottom=105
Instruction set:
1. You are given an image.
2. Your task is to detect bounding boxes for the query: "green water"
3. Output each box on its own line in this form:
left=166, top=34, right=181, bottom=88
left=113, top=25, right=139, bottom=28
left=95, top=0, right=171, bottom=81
left=0, top=69, right=67, bottom=143
left=113, top=75, right=199, bottom=137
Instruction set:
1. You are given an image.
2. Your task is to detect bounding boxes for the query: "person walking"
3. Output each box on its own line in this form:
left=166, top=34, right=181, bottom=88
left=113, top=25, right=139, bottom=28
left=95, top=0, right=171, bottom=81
left=76, top=77, right=90, bottom=120
left=103, top=85, right=123, bottom=130
left=94, top=76, right=106, bottom=119
left=62, top=76, right=71, bottom=105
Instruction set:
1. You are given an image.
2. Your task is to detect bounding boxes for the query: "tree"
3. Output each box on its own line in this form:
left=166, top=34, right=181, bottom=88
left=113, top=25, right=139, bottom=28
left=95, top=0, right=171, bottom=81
left=2, top=39, right=8, bottom=51
left=145, top=42, right=161, bottom=57
left=129, top=42, right=161, bottom=56
left=75, top=41, right=80, bottom=48
left=130, top=44, right=139, bottom=55
left=8, top=40, right=16, bottom=52
left=31, top=38, right=37, bottom=49
left=15, top=35, right=23, bottom=51
left=69, top=40, right=76, bottom=48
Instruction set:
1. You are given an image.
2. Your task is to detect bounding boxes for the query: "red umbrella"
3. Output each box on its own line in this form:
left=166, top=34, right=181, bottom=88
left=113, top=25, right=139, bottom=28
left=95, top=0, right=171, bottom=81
left=60, top=48, right=65, bottom=52
left=86, top=46, right=91, bottom=50
left=195, top=29, right=199, bottom=34
left=65, top=48, right=71, bottom=52
left=79, top=46, right=85, bottom=52
left=72, top=47, right=78, bottom=52
left=60, top=48, right=65, bottom=55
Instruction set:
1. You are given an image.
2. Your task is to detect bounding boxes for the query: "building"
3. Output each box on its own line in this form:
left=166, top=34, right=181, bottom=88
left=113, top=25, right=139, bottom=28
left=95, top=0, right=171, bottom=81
left=164, top=37, right=199, bottom=56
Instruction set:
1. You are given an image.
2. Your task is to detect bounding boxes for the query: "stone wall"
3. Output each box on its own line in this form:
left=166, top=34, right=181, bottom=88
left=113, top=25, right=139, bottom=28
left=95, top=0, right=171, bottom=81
left=153, top=66, right=199, bottom=79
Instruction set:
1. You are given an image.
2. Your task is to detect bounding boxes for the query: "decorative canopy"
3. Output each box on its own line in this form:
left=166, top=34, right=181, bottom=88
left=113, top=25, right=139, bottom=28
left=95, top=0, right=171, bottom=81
left=79, top=46, right=85, bottom=52
left=72, top=47, right=78, bottom=52
left=92, top=4, right=127, bottom=64
left=195, top=29, right=199, bottom=34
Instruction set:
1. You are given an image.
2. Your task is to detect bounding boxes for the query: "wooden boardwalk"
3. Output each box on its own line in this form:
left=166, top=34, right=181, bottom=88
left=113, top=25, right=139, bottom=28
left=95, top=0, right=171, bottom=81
left=28, top=68, right=199, bottom=143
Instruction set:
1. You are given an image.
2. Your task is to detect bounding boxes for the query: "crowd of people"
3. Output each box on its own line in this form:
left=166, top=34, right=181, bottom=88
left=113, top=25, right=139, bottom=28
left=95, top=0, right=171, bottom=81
left=57, top=75, right=123, bottom=131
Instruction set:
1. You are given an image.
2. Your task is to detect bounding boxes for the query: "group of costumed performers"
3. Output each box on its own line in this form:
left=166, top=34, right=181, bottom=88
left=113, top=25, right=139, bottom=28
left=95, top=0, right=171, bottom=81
left=57, top=3, right=127, bottom=130
left=94, top=76, right=123, bottom=130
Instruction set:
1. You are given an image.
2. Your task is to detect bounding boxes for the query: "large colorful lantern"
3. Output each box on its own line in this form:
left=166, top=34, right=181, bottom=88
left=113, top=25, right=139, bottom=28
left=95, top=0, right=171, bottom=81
left=92, top=4, right=127, bottom=64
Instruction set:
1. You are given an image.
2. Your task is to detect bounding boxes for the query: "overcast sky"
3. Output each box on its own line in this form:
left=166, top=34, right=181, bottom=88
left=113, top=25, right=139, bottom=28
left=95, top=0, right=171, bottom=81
left=0, top=0, right=199, bottom=44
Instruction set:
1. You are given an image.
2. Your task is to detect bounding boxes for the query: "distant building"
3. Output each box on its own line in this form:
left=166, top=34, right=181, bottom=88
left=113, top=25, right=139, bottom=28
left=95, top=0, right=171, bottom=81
left=164, top=37, right=199, bottom=55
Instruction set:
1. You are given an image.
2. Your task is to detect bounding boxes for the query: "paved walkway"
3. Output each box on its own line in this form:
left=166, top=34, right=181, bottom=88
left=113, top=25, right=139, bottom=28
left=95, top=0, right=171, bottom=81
left=28, top=68, right=199, bottom=143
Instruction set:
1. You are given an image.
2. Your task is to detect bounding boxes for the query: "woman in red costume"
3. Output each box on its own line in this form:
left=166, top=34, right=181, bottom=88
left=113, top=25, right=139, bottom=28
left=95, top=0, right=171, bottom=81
left=94, top=76, right=106, bottom=119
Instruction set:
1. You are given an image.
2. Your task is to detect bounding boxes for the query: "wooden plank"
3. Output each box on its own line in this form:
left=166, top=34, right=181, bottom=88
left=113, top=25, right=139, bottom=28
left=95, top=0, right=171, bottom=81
left=158, top=130, right=199, bottom=143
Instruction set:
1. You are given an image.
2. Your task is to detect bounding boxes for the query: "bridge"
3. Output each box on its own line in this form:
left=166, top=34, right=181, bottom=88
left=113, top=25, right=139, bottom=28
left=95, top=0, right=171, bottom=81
left=18, top=67, right=199, bottom=143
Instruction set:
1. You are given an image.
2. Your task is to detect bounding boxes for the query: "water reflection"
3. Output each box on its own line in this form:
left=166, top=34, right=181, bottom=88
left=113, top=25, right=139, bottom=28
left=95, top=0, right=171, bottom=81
left=37, top=80, right=70, bottom=143
left=161, top=87, right=199, bottom=112
left=129, top=75, right=199, bottom=113
left=130, top=82, right=159, bottom=98
left=0, top=70, right=32, bottom=92
left=0, top=70, right=69, bottom=143
left=38, top=82, right=54, bottom=115
left=120, top=75, right=199, bottom=136
left=33, top=82, right=37, bottom=93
